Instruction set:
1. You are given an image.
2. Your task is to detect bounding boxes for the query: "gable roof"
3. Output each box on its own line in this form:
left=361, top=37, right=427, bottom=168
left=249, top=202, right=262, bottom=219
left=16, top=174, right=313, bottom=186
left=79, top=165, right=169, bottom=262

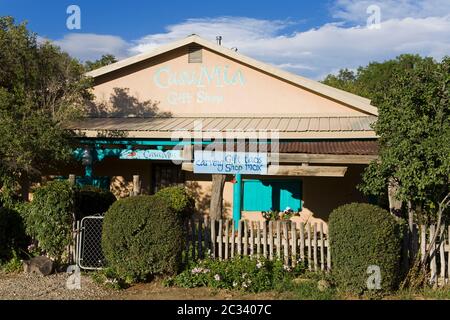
left=86, top=35, right=378, bottom=116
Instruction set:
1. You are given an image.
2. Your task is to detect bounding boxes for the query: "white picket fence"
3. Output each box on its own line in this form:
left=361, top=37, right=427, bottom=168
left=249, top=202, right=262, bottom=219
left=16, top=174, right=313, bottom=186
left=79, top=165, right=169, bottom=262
left=416, top=224, right=450, bottom=286
left=183, top=217, right=331, bottom=271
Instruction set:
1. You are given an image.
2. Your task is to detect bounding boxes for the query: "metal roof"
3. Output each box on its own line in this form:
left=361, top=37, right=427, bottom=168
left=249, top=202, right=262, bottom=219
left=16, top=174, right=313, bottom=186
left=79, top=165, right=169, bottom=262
left=68, top=116, right=377, bottom=139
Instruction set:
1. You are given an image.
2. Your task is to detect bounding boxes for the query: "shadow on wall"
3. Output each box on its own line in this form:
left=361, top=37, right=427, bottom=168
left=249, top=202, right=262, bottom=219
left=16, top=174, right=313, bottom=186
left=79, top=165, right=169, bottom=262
left=86, top=87, right=172, bottom=118
left=186, top=181, right=231, bottom=218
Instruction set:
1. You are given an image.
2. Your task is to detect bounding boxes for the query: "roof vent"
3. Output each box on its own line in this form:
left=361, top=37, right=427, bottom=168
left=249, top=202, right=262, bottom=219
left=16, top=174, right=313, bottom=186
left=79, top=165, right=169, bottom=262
left=188, top=44, right=202, bottom=63
left=216, top=36, right=222, bottom=46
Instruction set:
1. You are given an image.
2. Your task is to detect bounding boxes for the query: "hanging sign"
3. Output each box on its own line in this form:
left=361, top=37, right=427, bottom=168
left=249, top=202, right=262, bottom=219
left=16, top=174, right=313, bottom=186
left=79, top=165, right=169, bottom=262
left=193, top=151, right=267, bottom=175
left=120, top=149, right=184, bottom=161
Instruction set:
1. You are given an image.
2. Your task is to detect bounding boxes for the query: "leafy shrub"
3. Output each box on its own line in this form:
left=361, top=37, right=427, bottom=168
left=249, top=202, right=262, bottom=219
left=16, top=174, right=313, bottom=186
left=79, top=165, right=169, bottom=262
left=24, top=181, right=74, bottom=261
left=154, top=186, right=194, bottom=220
left=0, top=207, right=28, bottom=262
left=102, top=195, right=185, bottom=283
left=74, top=185, right=116, bottom=220
left=328, top=203, right=404, bottom=294
left=164, top=256, right=306, bottom=293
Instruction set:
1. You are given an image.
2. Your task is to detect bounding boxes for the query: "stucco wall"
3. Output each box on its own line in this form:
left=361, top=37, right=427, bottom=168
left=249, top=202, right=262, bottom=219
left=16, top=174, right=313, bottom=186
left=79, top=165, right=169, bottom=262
left=91, top=46, right=366, bottom=117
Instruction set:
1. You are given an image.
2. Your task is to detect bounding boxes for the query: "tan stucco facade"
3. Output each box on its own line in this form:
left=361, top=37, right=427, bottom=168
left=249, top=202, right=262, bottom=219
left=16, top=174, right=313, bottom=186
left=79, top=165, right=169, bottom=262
left=60, top=36, right=378, bottom=228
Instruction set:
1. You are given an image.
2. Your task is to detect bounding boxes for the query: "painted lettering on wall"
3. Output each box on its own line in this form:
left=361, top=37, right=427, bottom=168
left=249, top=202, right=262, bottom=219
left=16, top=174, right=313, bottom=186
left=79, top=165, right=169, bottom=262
left=193, top=151, right=267, bottom=175
left=120, top=149, right=184, bottom=161
left=153, top=65, right=245, bottom=106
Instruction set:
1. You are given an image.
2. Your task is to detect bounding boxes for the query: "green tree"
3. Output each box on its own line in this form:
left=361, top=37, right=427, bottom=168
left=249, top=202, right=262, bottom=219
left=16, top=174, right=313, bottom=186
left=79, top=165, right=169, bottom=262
left=0, top=16, right=91, bottom=203
left=84, top=54, right=117, bottom=72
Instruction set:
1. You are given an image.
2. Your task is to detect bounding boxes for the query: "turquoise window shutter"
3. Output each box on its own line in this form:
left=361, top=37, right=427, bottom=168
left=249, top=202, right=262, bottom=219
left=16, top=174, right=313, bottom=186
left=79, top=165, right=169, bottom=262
left=243, top=179, right=302, bottom=212
left=243, top=180, right=273, bottom=211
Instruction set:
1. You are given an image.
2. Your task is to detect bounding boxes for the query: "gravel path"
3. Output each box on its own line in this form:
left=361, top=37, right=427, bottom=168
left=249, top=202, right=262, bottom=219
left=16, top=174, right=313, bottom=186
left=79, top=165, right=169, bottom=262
left=0, top=271, right=119, bottom=300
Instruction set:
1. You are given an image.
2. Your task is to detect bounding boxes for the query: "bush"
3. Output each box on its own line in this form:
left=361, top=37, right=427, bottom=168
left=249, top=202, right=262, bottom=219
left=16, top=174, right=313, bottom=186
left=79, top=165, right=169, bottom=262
left=74, top=185, right=116, bottom=220
left=24, top=180, right=74, bottom=262
left=154, top=186, right=194, bottom=220
left=328, top=203, right=404, bottom=294
left=102, top=195, right=185, bottom=283
left=0, top=207, right=28, bottom=262
left=165, top=256, right=307, bottom=293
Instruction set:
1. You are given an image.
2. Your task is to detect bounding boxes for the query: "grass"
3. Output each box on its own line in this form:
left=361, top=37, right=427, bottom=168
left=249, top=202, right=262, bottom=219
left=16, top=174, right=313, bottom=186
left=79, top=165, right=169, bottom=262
left=0, top=251, right=23, bottom=274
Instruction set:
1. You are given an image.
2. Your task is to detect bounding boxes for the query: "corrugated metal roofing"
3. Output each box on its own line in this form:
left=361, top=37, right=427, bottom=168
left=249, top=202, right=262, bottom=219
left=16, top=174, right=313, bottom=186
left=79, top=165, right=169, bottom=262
left=206, top=141, right=379, bottom=155
left=68, top=116, right=376, bottom=133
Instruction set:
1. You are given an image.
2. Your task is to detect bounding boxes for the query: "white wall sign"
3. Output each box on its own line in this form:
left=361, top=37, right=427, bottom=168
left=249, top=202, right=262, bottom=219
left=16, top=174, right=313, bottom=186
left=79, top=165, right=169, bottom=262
left=120, top=149, right=184, bottom=161
left=194, top=151, right=267, bottom=175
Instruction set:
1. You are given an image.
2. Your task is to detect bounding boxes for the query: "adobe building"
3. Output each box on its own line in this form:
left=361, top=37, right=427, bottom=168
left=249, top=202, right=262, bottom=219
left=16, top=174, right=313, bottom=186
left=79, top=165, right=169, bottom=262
left=65, top=35, right=379, bottom=229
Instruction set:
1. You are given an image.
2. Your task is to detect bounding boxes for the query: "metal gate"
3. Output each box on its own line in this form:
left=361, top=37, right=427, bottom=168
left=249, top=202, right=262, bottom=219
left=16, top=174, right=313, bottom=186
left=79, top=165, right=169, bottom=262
left=76, top=215, right=106, bottom=270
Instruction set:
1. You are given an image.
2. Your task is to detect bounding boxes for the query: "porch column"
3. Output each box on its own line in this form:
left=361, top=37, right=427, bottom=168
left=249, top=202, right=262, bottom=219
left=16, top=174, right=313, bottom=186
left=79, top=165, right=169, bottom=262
left=233, top=173, right=242, bottom=229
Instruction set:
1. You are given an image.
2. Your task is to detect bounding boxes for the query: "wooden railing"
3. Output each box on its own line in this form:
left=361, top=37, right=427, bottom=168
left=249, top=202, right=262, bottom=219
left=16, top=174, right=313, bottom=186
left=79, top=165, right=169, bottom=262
left=183, top=217, right=331, bottom=271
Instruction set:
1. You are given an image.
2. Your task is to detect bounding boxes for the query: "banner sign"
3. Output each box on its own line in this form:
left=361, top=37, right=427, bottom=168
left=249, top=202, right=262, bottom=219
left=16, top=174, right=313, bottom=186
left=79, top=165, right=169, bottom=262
left=193, top=151, right=267, bottom=175
left=120, top=149, right=184, bottom=161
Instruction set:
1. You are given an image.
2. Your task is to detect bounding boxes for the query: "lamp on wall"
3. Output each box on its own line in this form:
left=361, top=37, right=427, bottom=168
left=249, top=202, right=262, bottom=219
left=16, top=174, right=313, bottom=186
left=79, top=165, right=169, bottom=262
left=81, top=147, right=93, bottom=166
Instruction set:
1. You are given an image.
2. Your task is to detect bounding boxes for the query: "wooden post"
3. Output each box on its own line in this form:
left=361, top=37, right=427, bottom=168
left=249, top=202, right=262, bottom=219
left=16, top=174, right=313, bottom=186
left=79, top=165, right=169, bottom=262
left=225, top=220, right=229, bottom=260
left=68, top=174, right=76, bottom=185
left=263, top=221, right=268, bottom=259
left=210, top=174, right=226, bottom=220
left=320, top=223, right=325, bottom=271
left=191, top=216, right=196, bottom=261
left=218, top=219, right=223, bottom=260
left=198, top=218, right=203, bottom=259
left=313, top=223, right=318, bottom=272
left=257, top=221, right=262, bottom=257
left=299, top=222, right=305, bottom=262
left=307, top=223, right=312, bottom=270
left=243, top=220, right=248, bottom=256
left=204, top=216, right=210, bottom=257
left=231, top=220, right=236, bottom=258
left=250, top=222, right=255, bottom=257
left=430, top=225, right=437, bottom=285
left=440, top=226, right=446, bottom=285
left=292, top=222, right=297, bottom=267
left=276, top=221, right=281, bottom=260
left=326, top=238, right=331, bottom=271
left=133, top=175, right=141, bottom=196
left=237, top=220, right=242, bottom=256
left=283, top=222, right=289, bottom=266
left=420, top=224, right=426, bottom=263
left=211, top=219, right=216, bottom=258
left=185, top=219, right=190, bottom=264
left=269, top=221, right=274, bottom=260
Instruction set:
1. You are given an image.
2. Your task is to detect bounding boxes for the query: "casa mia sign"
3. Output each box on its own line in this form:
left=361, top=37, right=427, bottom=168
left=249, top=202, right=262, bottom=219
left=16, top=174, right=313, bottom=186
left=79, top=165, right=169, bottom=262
left=153, top=65, right=245, bottom=106
left=194, top=151, right=267, bottom=175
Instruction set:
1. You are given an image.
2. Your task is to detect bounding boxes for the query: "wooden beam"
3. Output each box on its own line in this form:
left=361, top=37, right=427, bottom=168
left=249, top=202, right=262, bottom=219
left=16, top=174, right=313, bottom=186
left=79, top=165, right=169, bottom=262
left=182, top=162, right=193, bottom=172
left=267, top=165, right=347, bottom=177
left=269, top=153, right=377, bottom=164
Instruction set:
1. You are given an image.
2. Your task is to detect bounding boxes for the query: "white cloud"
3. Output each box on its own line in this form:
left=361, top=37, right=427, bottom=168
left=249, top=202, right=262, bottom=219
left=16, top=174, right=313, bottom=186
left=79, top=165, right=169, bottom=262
left=127, top=14, right=450, bottom=79
left=50, top=1, right=450, bottom=79
left=53, top=33, right=129, bottom=61
left=332, top=0, right=450, bottom=23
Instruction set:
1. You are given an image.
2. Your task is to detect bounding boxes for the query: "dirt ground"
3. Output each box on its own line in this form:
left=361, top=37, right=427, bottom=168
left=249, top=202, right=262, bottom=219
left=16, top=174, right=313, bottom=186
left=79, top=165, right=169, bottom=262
left=0, top=271, right=288, bottom=300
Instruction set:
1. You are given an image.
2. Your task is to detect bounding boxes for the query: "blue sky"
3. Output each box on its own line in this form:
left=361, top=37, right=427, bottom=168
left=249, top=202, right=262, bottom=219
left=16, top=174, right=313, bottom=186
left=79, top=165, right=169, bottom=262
left=1, top=0, right=449, bottom=79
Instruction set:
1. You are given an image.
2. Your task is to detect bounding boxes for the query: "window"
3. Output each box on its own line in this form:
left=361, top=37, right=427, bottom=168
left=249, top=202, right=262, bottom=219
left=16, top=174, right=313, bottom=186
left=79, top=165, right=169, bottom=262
left=242, top=179, right=302, bottom=212
left=151, top=164, right=184, bottom=194
left=188, top=45, right=202, bottom=63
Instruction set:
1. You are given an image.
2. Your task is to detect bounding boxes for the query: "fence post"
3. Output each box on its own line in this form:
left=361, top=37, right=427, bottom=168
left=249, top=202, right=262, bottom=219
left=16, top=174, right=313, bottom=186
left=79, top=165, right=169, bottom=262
left=291, top=222, right=297, bottom=267
left=133, top=175, right=141, bottom=196
left=430, top=224, right=437, bottom=285
left=211, top=219, right=216, bottom=258
left=218, top=219, right=223, bottom=260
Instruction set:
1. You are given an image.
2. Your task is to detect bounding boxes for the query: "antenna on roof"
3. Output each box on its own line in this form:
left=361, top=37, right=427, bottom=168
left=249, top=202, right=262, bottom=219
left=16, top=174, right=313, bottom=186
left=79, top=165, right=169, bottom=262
left=216, top=36, right=222, bottom=46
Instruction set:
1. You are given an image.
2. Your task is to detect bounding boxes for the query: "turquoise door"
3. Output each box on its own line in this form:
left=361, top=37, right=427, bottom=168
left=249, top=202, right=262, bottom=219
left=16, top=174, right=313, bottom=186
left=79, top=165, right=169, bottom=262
left=242, top=179, right=302, bottom=211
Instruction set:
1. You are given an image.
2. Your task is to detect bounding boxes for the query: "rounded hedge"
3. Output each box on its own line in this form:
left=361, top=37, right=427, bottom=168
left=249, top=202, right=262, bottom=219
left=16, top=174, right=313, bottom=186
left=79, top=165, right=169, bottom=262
left=153, top=186, right=194, bottom=220
left=0, top=207, right=28, bottom=262
left=74, top=185, right=116, bottom=220
left=25, top=180, right=74, bottom=261
left=328, top=203, right=404, bottom=294
left=102, top=195, right=185, bottom=283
